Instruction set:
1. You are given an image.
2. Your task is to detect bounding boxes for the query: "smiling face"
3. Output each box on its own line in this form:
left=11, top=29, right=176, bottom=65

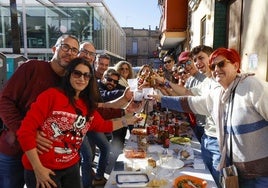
left=95, top=57, right=110, bottom=78
left=211, top=55, right=239, bottom=89
left=104, top=74, right=119, bottom=90
left=119, top=63, right=130, bottom=79
left=163, top=56, right=175, bottom=71
left=78, top=42, right=96, bottom=65
left=70, top=64, right=91, bottom=98
left=180, top=59, right=198, bottom=76
left=193, top=51, right=211, bottom=77
left=52, top=36, right=79, bottom=69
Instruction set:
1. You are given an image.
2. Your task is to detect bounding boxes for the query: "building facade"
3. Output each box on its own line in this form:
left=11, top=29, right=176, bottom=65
left=123, top=27, right=161, bottom=68
left=0, top=0, right=126, bottom=63
left=158, top=0, right=268, bottom=81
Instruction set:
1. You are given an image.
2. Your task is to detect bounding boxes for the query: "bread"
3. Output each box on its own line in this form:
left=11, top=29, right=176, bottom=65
left=131, top=128, right=147, bottom=135
left=148, top=158, right=156, bottom=168
left=181, top=150, right=190, bottom=159
left=124, top=149, right=146, bottom=158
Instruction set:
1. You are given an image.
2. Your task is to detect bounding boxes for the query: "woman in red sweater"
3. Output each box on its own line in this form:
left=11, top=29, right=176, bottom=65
left=17, top=58, right=134, bottom=188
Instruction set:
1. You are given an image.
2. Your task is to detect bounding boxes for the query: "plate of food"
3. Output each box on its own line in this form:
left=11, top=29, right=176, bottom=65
left=170, top=136, right=191, bottom=145
left=173, top=175, right=207, bottom=188
left=171, top=145, right=194, bottom=160
left=160, top=158, right=184, bottom=169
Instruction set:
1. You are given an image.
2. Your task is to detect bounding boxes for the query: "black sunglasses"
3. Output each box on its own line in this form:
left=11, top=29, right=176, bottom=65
left=106, top=77, right=119, bottom=84
left=209, top=59, right=229, bottom=71
left=164, top=60, right=172, bottom=64
left=180, top=60, right=192, bottom=68
left=72, top=70, right=91, bottom=80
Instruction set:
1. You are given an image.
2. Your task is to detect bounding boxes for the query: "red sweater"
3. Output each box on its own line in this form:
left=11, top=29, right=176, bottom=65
left=17, top=88, right=113, bottom=170
left=0, top=60, right=122, bottom=157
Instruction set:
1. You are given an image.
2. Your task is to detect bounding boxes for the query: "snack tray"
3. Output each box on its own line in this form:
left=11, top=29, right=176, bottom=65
left=116, top=173, right=149, bottom=187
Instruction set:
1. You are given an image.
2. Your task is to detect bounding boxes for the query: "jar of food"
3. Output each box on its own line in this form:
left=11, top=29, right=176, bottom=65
left=162, top=130, right=170, bottom=148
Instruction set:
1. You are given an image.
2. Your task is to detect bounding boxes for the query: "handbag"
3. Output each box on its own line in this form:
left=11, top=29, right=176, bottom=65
left=221, top=164, right=239, bottom=188
left=221, top=85, right=239, bottom=188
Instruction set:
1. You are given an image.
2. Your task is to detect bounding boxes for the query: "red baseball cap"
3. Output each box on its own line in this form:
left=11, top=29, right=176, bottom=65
left=178, top=51, right=191, bottom=63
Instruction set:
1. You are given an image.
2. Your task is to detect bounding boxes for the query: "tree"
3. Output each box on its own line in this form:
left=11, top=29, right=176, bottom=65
left=10, top=0, right=21, bottom=53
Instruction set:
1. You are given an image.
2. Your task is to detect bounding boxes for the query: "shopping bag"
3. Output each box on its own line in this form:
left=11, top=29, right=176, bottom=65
left=221, top=165, right=239, bottom=188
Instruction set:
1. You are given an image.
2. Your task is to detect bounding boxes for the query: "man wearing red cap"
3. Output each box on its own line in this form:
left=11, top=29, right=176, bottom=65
left=177, top=51, right=206, bottom=142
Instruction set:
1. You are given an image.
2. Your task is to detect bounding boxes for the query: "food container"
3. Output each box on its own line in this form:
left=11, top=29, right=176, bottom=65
left=123, top=147, right=146, bottom=159
left=116, top=173, right=149, bottom=187
left=173, top=175, right=207, bottom=188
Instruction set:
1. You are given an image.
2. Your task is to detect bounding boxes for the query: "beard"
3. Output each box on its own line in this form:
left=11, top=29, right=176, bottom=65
left=106, top=84, right=115, bottom=91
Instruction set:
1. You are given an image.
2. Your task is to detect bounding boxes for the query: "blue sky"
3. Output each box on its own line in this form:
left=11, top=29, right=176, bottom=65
left=105, top=0, right=161, bottom=30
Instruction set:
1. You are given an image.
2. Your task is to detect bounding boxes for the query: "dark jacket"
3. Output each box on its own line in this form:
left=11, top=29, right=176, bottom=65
left=98, top=81, right=126, bottom=102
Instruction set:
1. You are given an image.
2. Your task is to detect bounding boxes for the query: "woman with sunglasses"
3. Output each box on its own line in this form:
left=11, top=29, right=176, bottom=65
left=114, top=61, right=134, bottom=87
left=17, top=58, right=138, bottom=188
left=163, top=54, right=177, bottom=83
left=150, top=48, right=268, bottom=188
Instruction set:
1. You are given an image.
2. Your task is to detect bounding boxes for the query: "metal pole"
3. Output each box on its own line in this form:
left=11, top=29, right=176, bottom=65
left=22, top=0, right=27, bottom=57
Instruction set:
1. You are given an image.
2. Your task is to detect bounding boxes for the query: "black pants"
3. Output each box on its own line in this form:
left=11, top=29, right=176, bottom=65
left=24, top=163, right=81, bottom=188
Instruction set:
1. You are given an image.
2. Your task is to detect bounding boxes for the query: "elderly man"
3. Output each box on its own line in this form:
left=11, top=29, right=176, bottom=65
left=78, top=42, right=137, bottom=187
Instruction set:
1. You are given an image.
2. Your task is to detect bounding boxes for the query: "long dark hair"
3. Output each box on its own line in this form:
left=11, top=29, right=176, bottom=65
left=60, top=57, right=98, bottom=116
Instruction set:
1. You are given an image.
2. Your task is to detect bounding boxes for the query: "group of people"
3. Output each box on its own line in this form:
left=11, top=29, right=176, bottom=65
left=0, top=34, right=142, bottom=188
left=149, top=46, right=268, bottom=188
left=0, top=33, right=267, bottom=188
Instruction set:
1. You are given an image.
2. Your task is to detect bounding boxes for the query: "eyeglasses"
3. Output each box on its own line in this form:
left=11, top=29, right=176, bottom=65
left=164, top=60, right=172, bottom=64
left=180, top=60, right=192, bottom=68
left=106, top=77, right=119, bottom=84
left=120, top=67, right=129, bottom=71
left=60, top=43, right=79, bottom=56
left=72, top=70, right=91, bottom=80
left=209, top=59, right=229, bottom=71
left=80, top=48, right=97, bottom=58
left=173, top=69, right=185, bottom=75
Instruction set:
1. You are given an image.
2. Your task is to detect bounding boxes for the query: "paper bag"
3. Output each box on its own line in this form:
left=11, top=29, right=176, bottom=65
left=221, top=165, right=239, bottom=188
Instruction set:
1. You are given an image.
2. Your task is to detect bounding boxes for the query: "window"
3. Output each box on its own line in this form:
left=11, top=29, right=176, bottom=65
left=132, top=40, right=138, bottom=54
left=200, top=16, right=206, bottom=45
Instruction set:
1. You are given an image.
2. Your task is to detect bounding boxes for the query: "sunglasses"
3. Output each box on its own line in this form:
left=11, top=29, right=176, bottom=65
left=164, top=60, right=172, bottom=64
left=106, top=77, right=119, bottom=84
left=180, top=60, right=192, bottom=68
left=72, top=70, right=91, bottom=80
left=120, top=67, right=129, bottom=71
left=209, top=59, right=229, bottom=71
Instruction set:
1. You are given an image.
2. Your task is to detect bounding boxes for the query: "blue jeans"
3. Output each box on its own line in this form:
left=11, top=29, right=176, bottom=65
left=201, top=134, right=221, bottom=187
left=80, top=131, right=110, bottom=187
left=239, top=177, right=268, bottom=188
left=24, top=163, right=81, bottom=188
left=0, top=152, right=25, bottom=188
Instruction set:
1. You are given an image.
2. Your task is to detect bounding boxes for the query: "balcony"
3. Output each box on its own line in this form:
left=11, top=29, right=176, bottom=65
left=159, top=0, right=188, bottom=50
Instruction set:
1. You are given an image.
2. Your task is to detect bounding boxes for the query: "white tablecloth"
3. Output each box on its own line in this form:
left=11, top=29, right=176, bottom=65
left=104, top=134, right=218, bottom=188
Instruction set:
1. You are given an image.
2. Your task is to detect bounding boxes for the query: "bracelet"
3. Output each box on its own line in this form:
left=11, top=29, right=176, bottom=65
left=164, top=80, right=171, bottom=88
